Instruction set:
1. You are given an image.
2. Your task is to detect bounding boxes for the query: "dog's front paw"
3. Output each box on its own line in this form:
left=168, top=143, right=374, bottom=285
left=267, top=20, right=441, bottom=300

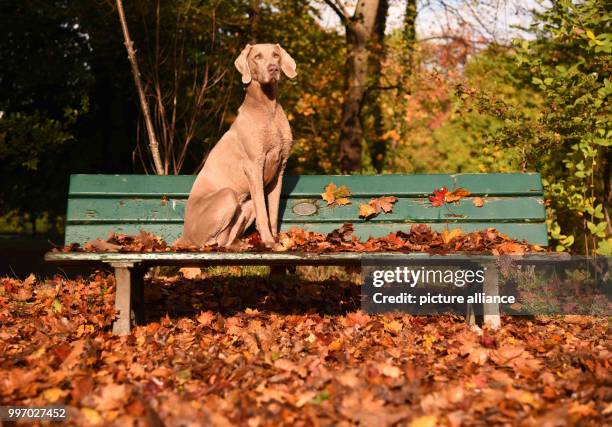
left=262, top=237, right=277, bottom=248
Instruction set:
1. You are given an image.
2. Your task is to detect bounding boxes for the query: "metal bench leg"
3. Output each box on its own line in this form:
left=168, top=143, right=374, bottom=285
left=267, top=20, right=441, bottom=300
left=483, top=262, right=501, bottom=329
left=110, top=262, right=135, bottom=335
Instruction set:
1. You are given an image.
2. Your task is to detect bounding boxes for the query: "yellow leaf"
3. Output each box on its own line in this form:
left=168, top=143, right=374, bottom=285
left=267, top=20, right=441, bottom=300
left=334, top=185, right=351, bottom=199
left=442, top=228, right=462, bottom=244
left=321, top=183, right=337, bottom=205
left=321, top=183, right=352, bottom=206
left=43, top=387, right=65, bottom=403
left=359, top=203, right=378, bottom=218
left=409, top=415, right=438, bottom=427
left=586, top=29, right=596, bottom=40
left=328, top=339, right=342, bottom=351
left=82, top=408, right=103, bottom=425
left=384, top=320, right=402, bottom=334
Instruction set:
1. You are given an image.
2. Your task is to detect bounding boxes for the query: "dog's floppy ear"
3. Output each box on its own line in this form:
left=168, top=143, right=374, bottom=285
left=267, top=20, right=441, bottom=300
left=276, top=44, right=297, bottom=79
left=234, top=44, right=252, bottom=84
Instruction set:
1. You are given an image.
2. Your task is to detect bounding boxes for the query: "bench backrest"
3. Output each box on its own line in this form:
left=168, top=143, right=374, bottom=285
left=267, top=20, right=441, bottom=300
left=64, top=173, right=548, bottom=246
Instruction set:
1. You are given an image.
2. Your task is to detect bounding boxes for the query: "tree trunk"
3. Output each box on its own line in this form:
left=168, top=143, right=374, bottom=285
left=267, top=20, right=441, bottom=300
left=115, top=0, right=164, bottom=175
left=369, top=0, right=389, bottom=172
left=338, top=0, right=381, bottom=172
left=401, top=0, right=417, bottom=88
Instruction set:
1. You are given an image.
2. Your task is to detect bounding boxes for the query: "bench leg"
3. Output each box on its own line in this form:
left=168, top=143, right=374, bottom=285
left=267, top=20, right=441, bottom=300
left=483, top=262, right=501, bottom=329
left=131, top=266, right=146, bottom=326
left=110, top=262, right=136, bottom=335
left=465, top=301, right=476, bottom=325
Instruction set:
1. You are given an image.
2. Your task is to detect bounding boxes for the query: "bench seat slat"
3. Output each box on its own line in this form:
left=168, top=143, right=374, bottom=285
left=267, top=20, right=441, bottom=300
left=68, top=173, right=544, bottom=198
left=64, top=221, right=549, bottom=247
left=66, top=196, right=545, bottom=224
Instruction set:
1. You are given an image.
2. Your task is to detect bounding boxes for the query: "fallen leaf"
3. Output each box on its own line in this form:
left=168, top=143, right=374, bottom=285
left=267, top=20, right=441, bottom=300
left=43, top=387, right=66, bottom=403
left=378, top=363, right=401, bottom=378
left=359, top=196, right=398, bottom=218
left=445, top=187, right=471, bottom=203
left=410, top=415, right=438, bottom=427
left=429, top=187, right=448, bottom=207
left=442, top=228, right=463, bottom=244
left=358, top=203, right=378, bottom=218
left=322, top=183, right=352, bottom=206
left=81, top=408, right=103, bottom=425
left=179, top=267, right=202, bottom=279
left=473, top=197, right=484, bottom=207
left=384, top=320, right=402, bottom=334
left=197, top=311, right=214, bottom=326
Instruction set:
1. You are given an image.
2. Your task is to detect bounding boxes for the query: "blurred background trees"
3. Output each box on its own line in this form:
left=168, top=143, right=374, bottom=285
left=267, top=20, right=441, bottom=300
left=0, top=0, right=609, bottom=254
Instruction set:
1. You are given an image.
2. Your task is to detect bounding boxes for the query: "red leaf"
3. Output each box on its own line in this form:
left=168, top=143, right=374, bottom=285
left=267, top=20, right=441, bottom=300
left=428, top=187, right=448, bottom=207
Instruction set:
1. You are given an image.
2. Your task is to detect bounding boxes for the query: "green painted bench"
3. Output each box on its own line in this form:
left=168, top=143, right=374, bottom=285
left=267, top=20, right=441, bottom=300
left=45, top=173, right=548, bottom=334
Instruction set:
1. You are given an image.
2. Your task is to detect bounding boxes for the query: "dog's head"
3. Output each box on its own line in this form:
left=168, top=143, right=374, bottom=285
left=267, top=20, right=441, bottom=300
left=234, top=43, right=297, bottom=85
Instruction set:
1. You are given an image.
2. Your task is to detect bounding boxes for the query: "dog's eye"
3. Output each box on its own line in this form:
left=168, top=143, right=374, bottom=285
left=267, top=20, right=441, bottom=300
left=273, top=53, right=280, bottom=59
left=255, top=54, right=263, bottom=60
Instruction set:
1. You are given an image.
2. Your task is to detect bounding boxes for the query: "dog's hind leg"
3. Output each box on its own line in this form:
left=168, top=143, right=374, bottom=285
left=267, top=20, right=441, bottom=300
left=218, top=199, right=255, bottom=246
left=183, top=188, right=240, bottom=246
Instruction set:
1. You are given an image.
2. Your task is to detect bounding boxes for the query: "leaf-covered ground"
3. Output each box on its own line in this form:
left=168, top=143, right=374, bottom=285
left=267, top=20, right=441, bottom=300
left=1, top=269, right=610, bottom=426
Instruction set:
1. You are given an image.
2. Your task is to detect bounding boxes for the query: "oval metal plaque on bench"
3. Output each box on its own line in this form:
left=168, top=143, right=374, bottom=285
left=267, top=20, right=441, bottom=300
left=292, top=202, right=318, bottom=216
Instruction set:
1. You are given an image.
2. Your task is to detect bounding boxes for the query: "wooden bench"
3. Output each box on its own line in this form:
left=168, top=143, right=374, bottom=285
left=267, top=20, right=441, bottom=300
left=45, top=173, right=548, bottom=334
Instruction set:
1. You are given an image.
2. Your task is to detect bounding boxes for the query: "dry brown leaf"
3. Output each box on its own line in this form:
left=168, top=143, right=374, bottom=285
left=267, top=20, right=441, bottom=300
left=179, top=267, right=202, bottom=279
left=359, top=196, right=398, bottom=218
left=358, top=203, right=378, bottom=218
left=445, top=187, right=471, bottom=203
left=495, top=241, right=526, bottom=255
left=442, top=228, right=463, bottom=244
left=473, top=197, right=484, bottom=207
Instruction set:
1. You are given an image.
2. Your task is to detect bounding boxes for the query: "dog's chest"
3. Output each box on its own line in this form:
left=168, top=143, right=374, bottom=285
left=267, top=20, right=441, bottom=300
left=262, top=117, right=291, bottom=183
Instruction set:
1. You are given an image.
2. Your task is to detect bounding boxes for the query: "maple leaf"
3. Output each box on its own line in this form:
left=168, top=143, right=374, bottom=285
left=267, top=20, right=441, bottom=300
left=473, top=196, right=485, bottom=207
left=442, top=228, right=462, bottom=244
left=359, top=196, right=398, bottom=218
left=445, top=187, right=471, bottom=203
left=429, top=187, right=448, bottom=207
left=321, top=182, right=352, bottom=206
left=358, top=203, right=378, bottom=218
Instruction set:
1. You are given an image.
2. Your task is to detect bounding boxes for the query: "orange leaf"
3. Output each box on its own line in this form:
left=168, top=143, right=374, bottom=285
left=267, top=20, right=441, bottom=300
left=358, top=203, right=378, bottom=218
left=370, top=196, right=398, bottom=213
left=321, top=183, right=337, bottom=205
left=445, top=187, right=471, bottom=203
left=496, top=241, right=525, bottom=255
left=442, top=228, right=463, bottom=244
left=321, top=183, right=352, bottom=206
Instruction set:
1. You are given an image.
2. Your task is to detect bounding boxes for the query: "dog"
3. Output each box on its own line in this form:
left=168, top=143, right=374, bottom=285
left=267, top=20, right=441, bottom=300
left=181, top=43, right=297, bottom=248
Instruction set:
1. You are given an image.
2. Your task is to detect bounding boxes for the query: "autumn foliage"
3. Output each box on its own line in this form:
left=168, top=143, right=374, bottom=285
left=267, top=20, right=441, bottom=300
left=1, top=271, right=610, bottom=425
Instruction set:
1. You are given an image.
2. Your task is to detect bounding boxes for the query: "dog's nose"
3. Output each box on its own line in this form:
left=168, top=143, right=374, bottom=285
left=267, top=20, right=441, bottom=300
left=268, top=64, right=279, bottom=73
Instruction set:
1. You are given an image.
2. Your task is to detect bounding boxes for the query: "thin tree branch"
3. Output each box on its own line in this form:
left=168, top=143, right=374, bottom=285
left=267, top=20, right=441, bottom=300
left=115, top=0, right=165, bottom=175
